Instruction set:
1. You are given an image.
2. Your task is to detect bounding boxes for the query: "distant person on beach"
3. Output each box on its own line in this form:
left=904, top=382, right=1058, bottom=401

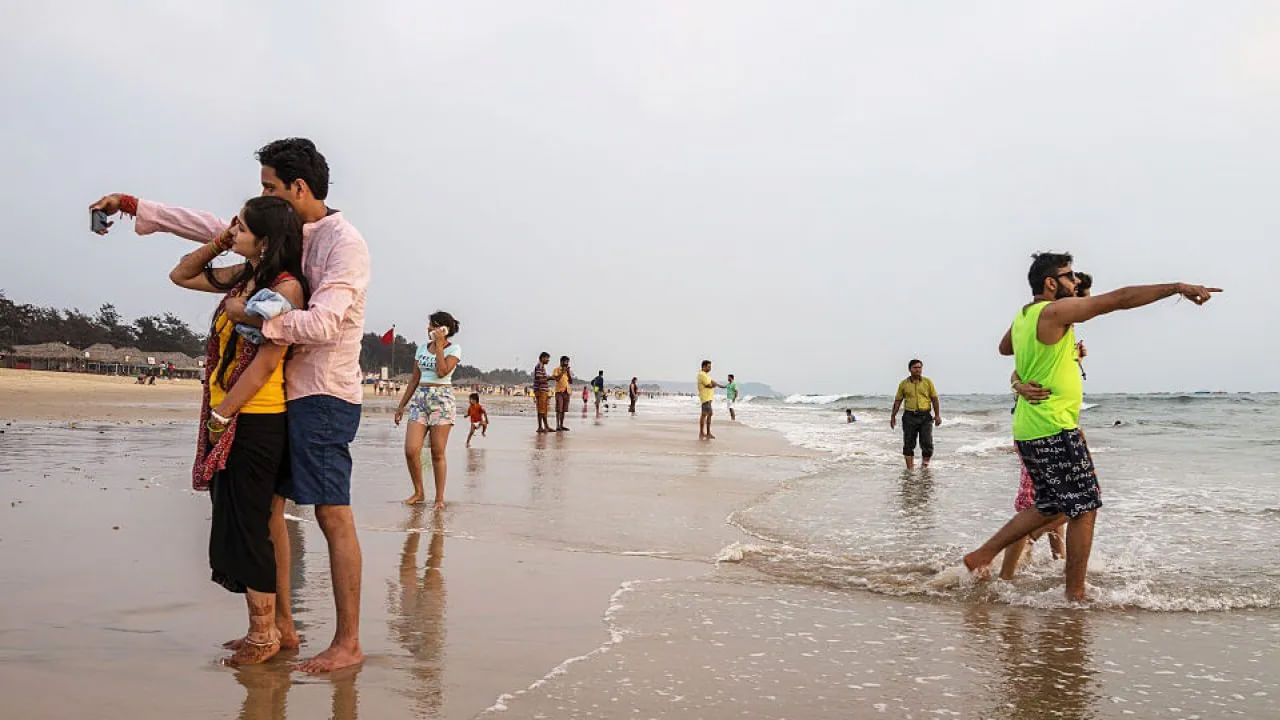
left=890, top=360, right=941, bottom=470
left=582, top=385, right=590, bottom=411
left=533, top=352, right=552, bottom=433
left=551, top=356, right=574, bottom=431
left=90, top=137, right=370, bottom=672
left=592, top=371, right=605, bottom=415
left=846, top=409, right=856, bottom=424
left=962, top=252, right=1219, bottom=601
left=629, top=377, right=639, bottom=413
left=465, top=392, right=488, bottom=447
left=725, top=374, right=739, bottom=421
left=163, top=196, right=306, bottom=666
left=698, top=360, right=724, bottom=439
left=395, top=311, right=461, bottom=509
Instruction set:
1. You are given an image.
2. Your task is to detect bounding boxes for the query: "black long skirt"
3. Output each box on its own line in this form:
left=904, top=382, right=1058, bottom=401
left=209, top=412, right=288, bottom=594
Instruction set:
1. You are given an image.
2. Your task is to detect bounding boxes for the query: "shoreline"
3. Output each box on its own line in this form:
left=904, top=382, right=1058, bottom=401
left=1, top=369, right=1276, bottom=718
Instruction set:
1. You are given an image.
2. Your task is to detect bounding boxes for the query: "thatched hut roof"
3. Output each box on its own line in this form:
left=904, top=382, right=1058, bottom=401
left=8, top=342, right=84, bottom=360
left=150, top=351, right=203, bottom=370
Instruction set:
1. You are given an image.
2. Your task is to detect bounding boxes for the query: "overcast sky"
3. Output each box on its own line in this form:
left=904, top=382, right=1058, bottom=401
left=3, top=2, right=1276, bottom=394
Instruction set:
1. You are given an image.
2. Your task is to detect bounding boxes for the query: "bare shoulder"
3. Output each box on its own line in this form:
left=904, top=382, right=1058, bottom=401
left=271, top=276, right=305, bottom=307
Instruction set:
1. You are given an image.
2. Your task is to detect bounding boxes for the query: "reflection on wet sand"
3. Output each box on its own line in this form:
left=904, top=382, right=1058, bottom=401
left=964, top=605, right=1098, bottom=720
left=233, top=661, right=362, bottom=720
left=897, top=468, right=935, bottom=516
left=387, top=506, right=447, bottom=718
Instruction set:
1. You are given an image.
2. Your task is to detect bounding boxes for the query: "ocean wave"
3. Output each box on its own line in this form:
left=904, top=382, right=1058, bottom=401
left=954, top=437, right=1014, bottom=455
left=784, top=393, right=853, bottom=405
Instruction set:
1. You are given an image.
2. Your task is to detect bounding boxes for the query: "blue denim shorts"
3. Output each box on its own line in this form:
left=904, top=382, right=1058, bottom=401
left=282, top=395, right=361, bottom=506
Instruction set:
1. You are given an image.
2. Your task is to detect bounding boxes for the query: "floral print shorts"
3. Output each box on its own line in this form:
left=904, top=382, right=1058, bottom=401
left=408, top=386, right=455, bottom=427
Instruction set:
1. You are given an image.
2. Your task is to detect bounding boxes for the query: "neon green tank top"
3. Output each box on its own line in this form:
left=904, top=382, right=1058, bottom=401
left=1012, top=301, right=1082, bottom=441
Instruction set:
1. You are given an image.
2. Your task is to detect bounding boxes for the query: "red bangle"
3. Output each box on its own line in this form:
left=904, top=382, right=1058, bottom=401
left=119, top=194, right=139, bottom=216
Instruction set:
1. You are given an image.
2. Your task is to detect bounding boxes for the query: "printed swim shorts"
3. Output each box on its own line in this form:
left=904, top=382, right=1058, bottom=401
left=409, top=385, right=456, bottom=427
left=1015, top=428, right=1102, bottom=518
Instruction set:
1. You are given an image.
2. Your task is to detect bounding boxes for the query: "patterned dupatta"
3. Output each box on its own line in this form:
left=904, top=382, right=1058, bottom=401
left=191, top=287, right=260, bottom=491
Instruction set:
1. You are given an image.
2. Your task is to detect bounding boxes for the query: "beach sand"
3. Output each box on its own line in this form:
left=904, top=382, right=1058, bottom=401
left=1, top=370, right=1276, bottom=718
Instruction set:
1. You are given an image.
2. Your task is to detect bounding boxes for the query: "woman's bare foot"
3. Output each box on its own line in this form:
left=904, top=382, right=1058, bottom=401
left=433, top=498, right=445, bottom=511
left=225, top=633, right=281, bottom=666
left=225, top=622, right=299, bottom=651
left=403, top=494, right=425, bottom=505
left=297, top=644, right=364, bottom=674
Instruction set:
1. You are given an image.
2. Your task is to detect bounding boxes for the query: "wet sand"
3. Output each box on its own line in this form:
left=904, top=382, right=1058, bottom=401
left=1, top=374, right=1277, bottom=718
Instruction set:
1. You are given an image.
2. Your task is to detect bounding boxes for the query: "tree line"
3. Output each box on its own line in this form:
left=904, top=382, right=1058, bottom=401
left=0, top=291, right=205, bottom=356
left=358, top=331, right=534, bottom=385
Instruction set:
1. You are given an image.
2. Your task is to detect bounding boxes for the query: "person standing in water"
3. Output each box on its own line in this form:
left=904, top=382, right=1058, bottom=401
left=890, top=360, right=941, bottom=470
left=551, top=356, right=574, bottom=431
left=395, top=311, right=461, bottom=509
left=697, top=360, right=723, bottom=439
left=724, top=374, right=740, bottom=421
left=532, top=352, right=552, bottom=433
left=628, top=377, right=639, bottom=414
left=963, top=252, right=1219, bottom=601
left=591, top=371, right=605, bottom=415
left=91, top=137, right=371, bottom=673
left=1001, top=270, right=1095, bottom=577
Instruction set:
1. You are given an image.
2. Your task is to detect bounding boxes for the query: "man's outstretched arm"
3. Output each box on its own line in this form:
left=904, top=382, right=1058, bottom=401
left=1040, top=282, right=1221, bottom=340
left=90, top=193, right=227, bottom=243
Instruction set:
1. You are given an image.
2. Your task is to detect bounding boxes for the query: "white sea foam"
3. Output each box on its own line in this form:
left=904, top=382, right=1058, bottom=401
left=784, top=393, right=850, bottom=405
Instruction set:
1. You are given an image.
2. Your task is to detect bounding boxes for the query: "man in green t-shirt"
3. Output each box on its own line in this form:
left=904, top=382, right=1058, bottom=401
left=724, top=374, right=739, bottom=421
left=962, top=252, right=1219, bottom=601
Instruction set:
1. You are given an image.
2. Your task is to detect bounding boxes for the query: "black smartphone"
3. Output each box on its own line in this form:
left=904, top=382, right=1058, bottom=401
left=91, top=209, right=110, bottom=233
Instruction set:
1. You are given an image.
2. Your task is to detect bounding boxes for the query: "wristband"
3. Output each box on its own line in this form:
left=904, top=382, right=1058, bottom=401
left=119, top=194, right=139, bottom=216
left=206, top=419, right=227, bottom=433
left=210, top=409, right=232, bottom=425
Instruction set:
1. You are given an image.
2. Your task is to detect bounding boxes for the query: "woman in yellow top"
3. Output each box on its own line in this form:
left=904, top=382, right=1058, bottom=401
left=168, top=196, right=307, bottom=666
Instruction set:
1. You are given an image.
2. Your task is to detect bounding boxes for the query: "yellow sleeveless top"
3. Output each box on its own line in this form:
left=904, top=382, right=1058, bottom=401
left=207, top=312, right=287, bottom=414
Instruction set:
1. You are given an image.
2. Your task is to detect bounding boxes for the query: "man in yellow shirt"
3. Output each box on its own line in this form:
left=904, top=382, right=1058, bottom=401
left=697, top=359, right=723, bottom=440
left=890, top=359, right=941, bottom=470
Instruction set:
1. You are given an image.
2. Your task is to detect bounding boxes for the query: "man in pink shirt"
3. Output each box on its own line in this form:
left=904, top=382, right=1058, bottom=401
left=90, top=138, right=369, bottom=673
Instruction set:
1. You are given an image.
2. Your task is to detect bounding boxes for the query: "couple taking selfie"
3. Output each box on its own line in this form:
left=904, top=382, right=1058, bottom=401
left=88, top=138, right=369, bottom=671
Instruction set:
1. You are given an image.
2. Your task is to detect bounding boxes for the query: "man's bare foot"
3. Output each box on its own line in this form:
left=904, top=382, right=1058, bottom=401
left=433, top=499, right=445, bottom=510
left=962, top=552, right=991, bottom=582
left=296, top=644, right=364, bottom=674
left=225, top=634, right=281, bottom=666
left=403, top=494, right=425, bottom=505
left=706, top=433, right=716, bottom=440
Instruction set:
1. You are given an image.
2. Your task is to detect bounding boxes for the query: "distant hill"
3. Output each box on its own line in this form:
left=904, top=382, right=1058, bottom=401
left=642, top=380, right=778, bottom=397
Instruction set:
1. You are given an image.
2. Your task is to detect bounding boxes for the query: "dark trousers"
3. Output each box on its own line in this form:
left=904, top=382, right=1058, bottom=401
left=902, top=410, right=934, bottom=458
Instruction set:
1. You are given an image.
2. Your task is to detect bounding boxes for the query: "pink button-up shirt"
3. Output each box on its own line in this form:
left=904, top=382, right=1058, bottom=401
left=136, top=199, right=370, bottom=405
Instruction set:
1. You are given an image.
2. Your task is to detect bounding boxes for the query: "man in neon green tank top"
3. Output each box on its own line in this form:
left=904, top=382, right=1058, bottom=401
left=962, top=252, right=1220, bottom=601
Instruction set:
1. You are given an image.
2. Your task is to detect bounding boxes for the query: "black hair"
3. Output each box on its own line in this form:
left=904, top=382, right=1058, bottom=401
left=206, top=196, right=309, bottom=390
left=429, top=310, right=459, bottom=337
left=597, top=370, right=604, bottom=375
left=256, top=138, right=330, bottom=200
left=469, top=392, right=480, bottom=402
left=909, top=359, right=922, bottom=369
left=560, top=355, right=570, bottom=363
left=701, top=359, right=711, bottom=368
left=539, top=352, right=550, bottom=360
left=1076, top=271, right=1093, bottom=295
left=728, top=374, right=735, bottom=380
left=1028, top=252, right=1074, bottom=294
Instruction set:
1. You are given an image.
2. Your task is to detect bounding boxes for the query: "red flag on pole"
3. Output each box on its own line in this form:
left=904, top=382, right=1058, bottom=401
left=381, top=327, right=394, bottom=345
